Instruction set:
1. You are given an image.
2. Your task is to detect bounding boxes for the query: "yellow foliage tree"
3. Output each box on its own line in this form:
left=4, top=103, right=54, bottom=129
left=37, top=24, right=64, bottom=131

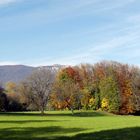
left=101, top=98, right=109, bottom=110
left=88, top=97, right=95, bottom=109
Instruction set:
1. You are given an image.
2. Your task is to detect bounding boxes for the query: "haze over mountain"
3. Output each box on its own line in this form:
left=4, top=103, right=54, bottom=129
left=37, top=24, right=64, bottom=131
left=0, top=64, right=64, bottom=85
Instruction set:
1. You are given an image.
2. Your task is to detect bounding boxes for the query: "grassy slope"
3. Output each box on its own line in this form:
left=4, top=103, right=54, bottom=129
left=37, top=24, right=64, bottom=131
left=0, top=111, right=139, bottom=140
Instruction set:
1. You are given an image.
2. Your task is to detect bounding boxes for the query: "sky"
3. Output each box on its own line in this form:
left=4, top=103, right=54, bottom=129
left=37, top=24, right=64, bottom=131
left=0, top=0, right=140, bottom=66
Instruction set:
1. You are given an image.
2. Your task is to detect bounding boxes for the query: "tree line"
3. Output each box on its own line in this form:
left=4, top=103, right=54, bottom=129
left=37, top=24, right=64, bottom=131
left=0, top=61, right=140, bottom=115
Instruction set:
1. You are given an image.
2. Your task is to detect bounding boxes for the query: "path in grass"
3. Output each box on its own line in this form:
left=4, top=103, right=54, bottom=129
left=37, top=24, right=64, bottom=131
left=0, top=111, right=140, bottom=140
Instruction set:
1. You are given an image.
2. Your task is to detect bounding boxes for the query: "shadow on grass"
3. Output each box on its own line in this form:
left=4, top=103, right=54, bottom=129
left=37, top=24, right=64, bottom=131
left=0, top=111, right=107, bottom=117
left=66, top=127, right=140, bottom=140
left=0, top=120, right=61, bottom=124
left=0, top=112, right=45, bottom=117
left=72, top=111, right=107, bottom=117
left=0, top=126, right=86, bottom=140
left=0, top=126, right=139, bottom=140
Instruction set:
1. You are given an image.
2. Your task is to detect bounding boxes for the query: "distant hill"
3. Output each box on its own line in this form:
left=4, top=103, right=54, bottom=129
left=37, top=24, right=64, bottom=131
left=0, top=64, right=64, bottom=85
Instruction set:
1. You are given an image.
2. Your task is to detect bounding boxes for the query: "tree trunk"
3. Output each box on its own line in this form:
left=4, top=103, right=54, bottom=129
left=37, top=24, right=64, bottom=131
left=40, top=108, right=44, bottom=115
left=71, top=108, right=74, bottom=115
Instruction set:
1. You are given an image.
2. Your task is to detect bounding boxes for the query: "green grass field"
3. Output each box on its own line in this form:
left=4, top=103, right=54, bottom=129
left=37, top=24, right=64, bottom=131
left=0, top=111, right=140, bottom=140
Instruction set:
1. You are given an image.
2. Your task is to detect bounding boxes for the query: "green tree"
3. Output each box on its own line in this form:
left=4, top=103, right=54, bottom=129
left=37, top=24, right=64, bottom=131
left=99, top=76, right=120, bottom=113
left=0, top=87, right=8, bottom=111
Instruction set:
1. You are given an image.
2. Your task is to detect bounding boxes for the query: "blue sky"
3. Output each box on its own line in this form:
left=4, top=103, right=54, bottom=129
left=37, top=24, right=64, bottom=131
left=0, top=0, right=140, bottom=66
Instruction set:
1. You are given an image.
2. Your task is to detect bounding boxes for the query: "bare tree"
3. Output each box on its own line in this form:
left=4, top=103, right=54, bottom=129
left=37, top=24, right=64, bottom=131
left=23, top=68, right=55, bottom=115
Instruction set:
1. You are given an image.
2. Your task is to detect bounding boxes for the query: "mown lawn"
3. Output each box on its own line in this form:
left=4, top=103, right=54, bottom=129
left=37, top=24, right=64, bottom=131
left=0, top=111, right=140, bottom=140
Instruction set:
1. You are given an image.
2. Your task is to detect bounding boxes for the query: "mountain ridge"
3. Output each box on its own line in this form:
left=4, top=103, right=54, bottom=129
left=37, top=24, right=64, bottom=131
left=0, top=64, right=65, bottom=85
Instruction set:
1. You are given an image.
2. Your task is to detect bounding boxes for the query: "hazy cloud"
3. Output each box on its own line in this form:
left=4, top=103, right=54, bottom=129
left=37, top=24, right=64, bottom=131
left=0, top=61, right=19, bottom=65
left=0, top=0, right=18, bottom=5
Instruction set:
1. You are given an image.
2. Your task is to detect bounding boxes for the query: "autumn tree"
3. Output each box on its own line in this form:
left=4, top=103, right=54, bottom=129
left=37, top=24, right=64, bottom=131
left=116, top=64, right=134, bottom=114
left=52, top=67, right=82, bottom=114
left=52, top=80, right=81, bottom=114
left=5, top=82, right=23, bottom=111
left=78, top=64, right=96, bottom=110
left=131, top=67, right=140, bottom=113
